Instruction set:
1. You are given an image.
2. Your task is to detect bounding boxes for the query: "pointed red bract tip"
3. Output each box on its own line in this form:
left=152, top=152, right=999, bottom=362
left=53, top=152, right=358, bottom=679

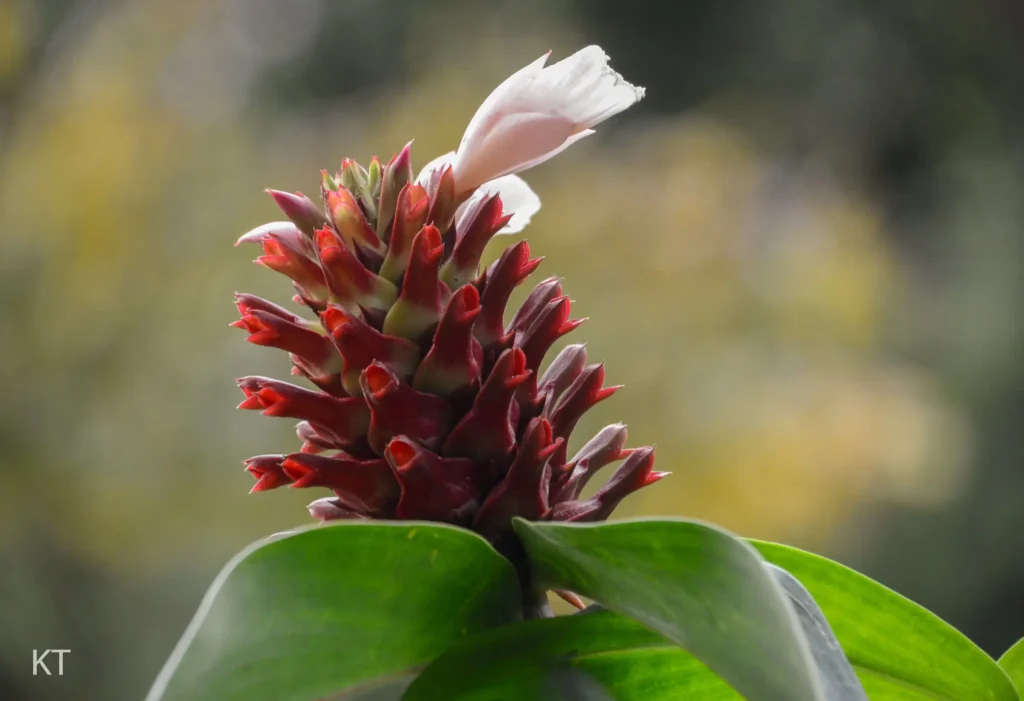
left=427, top=164, right=457, bottom=225
left=503, top=348, right=532, bottom=388
left=363, top=362, right=396, bottom=396
left=384, top=437, right=417, bottom=471
left=475, top=241, right=544, bottom=347
left=320, top=304, right=350, bottom=333
left=314, top=228, right=339, bottom=255
left=594, top=384, right=622, bottom=402
left=416, top=225, right=444, bottom=262
left=387, top=225, right=446, bottom=329
left=362, top=364, right=453, bottom=453
left=280, top=458, right=315, bottom=487
left=243, top=455, right=290, bottom=492
left=392, top=141, right=413, bottom=169
left=645, top=471, right=671, bottom=487
left=237, top=396, right=263, bottom=410
left=265, top=189, right=327, bottom=235
left=448, top=284, right=481, bottom=322
left=412, top=284, right=484, bottom=396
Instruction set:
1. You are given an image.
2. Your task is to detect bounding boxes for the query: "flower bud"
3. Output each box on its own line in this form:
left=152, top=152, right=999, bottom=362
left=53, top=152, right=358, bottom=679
left=552, top=423, right=631, bottom=502
left=243, top=455, right=291, bottom=493
left=511, top=277, right=563, bottom=335
left=314, top=228, right=398, bottom=314
left=385, top=437, right=482, bottom=523
left=236, top=376, right=369, bottom=445
left=296, top=421, right=339, bottom=454
left=548, top=364, right=619, bottom=465
left=321, top=169, right=339, bottom=192
left=360, top=362, right=453, bottom=453
left=253, top=234, right=330, bottom=306
left=443, top=348, right=531, bottom=462
left=537, top=343, right=588, bottom=408
left=321, top=304, right=420, bottom=396
left=515, top=296, right=585, bottom=375
left=474, top=418, right=562, bottom=537
left=440, top=193, right=513, bottom=288
left=233, top=292, right=304, bottom=324
left=377, top=141, right=413, bottom=238
left=367, top=156, right=382, bottom=199
left=233, top=308, right=339, bottom=378
left=474, top=241, right=543, bottom=348
left=266, top=189, right=329, bottom=237
left=379, top=183, right=430, bottom=284
left=413, top=285, right=483, bottom=397
left=324, top=185, right=386, bottom=255
left=382, top=226, right=445, bottom=341
left=551, top=448, right=666, bottom=522
left=338, top=158, right=376, bottom=220
left=282, top=452, right=399, bottom=516
left=426, top=163, right=458, bottom=236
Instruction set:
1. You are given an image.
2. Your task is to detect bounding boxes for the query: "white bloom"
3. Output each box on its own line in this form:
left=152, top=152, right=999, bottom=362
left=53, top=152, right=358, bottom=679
left=418, top=153, right=541, bottom=235
left=452, top=45, right=644, bottom=193
left=417, top=46, right=642, bottom=236
left=460, top=173, right=541, bottom=234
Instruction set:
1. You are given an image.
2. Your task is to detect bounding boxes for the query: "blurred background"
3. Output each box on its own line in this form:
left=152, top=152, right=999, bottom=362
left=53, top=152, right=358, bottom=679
left=1, top=0, right=1021, bottom=698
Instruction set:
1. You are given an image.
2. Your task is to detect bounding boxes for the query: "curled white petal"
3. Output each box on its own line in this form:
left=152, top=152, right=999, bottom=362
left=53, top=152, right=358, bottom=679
left=456, top=174, right=540, bottom=235
left=416, top=150, right=455, bottom=186
left=451, top=45, right=643, bottom=192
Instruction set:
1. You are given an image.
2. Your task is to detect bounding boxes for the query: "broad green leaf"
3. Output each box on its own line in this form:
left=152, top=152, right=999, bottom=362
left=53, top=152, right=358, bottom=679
left=768, top=565, right=868, bottom=700
left=998, top=638, right=1024, bottom=697
left=148, top=522, right=521, bottom=701
left=408, top=589, right=865, bottom=701
left=755, top=541, right=1018, bottom=701
left=513, top=518, right=826, bottom=701
left=404, top=608, right=740, bottom=700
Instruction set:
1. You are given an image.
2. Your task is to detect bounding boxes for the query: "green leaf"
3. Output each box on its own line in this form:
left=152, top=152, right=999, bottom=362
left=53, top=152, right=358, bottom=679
left=513, top=518, right=827, bottom=701
left=768, top=565, right=867, bottom=700
left=998, top=638, right=1024, bottom=697
left=404, top=565, right=867, bottom=700
left=147, top=522, right=521, bottom=701
left=754, top=541, right=1018, bottom=701
left=404, top=608, right=741, bottom=700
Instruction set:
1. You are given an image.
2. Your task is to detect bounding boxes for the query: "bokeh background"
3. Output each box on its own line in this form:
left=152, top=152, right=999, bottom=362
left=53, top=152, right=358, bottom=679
left=1, top=0, right=1022, bottom=698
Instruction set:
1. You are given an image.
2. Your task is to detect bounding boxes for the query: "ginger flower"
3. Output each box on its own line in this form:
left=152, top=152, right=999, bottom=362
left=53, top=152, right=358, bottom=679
left=232, top=47, right=659, bottom=555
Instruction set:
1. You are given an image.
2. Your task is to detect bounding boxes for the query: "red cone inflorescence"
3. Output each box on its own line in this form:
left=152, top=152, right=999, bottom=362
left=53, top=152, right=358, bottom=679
left=233, top=144, right=665, bottom=549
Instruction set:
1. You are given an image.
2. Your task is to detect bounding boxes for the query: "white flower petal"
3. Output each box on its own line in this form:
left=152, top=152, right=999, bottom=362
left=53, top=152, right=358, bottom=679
left=415, top=150, right=455, bottom=186
left=455, top=174, right=541, bottom=236
left=453, top=113, right=575, bottom=193
left=458, top=53, right=550, bottom=157
left=449, top=45, right=643, bottom=192
left=502, top=129, right=594, bottom=177
left=488, top=175, right=541, bottom=234
left=531, top=46, right=644, bottom=130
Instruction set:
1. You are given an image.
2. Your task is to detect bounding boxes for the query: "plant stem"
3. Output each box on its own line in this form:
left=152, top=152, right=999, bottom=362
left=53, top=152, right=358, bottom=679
left=521, top=587, right=554, bottom=619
